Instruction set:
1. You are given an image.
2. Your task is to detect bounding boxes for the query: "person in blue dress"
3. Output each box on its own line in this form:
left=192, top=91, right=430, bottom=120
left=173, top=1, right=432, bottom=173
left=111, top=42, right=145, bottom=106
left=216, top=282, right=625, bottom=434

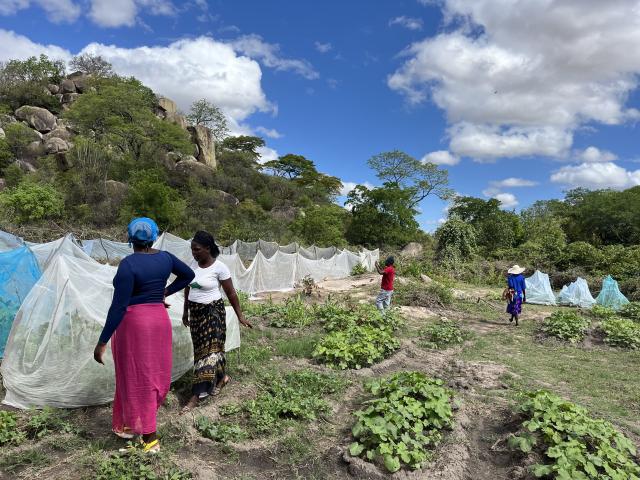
left=506, top=265, right=526, bottom=326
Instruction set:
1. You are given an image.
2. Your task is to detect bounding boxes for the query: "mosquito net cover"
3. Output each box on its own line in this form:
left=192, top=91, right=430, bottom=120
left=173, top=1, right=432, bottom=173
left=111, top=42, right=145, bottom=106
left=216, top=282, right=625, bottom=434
left=0, top=247, right=41, bottom=358
left=524, top=271, right=556, bottom=305
left=557, top=277, right=596, bottom=308
left=595, top=275, right=630, bottom=310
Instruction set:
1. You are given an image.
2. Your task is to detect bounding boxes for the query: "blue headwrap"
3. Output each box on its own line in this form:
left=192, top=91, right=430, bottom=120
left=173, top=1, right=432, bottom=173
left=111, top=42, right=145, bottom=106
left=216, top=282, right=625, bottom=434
left=127, top=217, right=159, bottom=246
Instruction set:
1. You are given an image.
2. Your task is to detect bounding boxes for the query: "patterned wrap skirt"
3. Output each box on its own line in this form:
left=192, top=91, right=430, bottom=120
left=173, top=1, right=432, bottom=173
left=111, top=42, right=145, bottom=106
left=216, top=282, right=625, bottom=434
left=507, top=292, right=523, bottom=316
left=187, top=298, right=226, bottom=398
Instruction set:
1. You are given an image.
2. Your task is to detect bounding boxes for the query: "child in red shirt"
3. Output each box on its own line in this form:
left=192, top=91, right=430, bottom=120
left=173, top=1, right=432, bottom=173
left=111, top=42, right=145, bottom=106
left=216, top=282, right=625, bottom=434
left=375, top=256, right=395, bottom=310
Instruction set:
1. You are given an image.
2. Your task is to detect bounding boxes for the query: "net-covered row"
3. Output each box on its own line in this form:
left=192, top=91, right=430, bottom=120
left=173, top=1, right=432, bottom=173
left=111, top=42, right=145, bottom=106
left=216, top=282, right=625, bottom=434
left=154, top=233, right=379, bottom=295
left=83, top=239, right=133, bottom=264
left=557, top=277, right=596, bottom=308
left=0, top=247, right=41, bottom=358
left=1, top=237, right=240, bottom=409
left=525, top=271, right=556, bottom=305
left=595, top=275, right=629, bottom=310
left=0, top=230, right=23, bottom=252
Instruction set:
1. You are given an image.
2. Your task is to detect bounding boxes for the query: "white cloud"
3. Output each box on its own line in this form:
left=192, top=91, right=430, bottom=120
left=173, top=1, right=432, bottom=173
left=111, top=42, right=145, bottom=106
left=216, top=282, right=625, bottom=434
left=339, top=181, right=374, bottom=196
left=576, top=146, right=618, bottom=163
left=0, top=29, right=72, bottom=61
left=494, top=193, right=519, bottom=209
left=0, top=0, right=80, bottom=23
left=327, top=78, right=339, bottom=89
left=0, top=0, right=29, bottom=16
left=88, top=0, right=176, bottom=27
left=389, top=0, right=640, bottom=160
left=230, top=34, right=319, bottom=80
left=447, top=123, right=573, bottom=161
left=550, top=162, right=640, bottom=190
left=389, top=16, right=423, bottom=31
left=0, top=31, right=275, bottom=128
left=256, top=146, right=279, bottom=164
left=421, top=150, right=459, bottom=166
left=255, top=126, right=283, bottom=139
left=490, top=177, right=538, bottom=188
left=314, top=41, right=332, bottom=53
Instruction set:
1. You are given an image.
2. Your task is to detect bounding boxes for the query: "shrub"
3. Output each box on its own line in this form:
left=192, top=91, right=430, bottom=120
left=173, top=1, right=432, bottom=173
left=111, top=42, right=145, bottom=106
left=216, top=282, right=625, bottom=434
left=0, top=55, right=65, bottom=112
left=351, top=263, right=367, bottom=276
left=600, top=318, right=640, bottom=349
left=419, top=318, right=466, bottom=349
left=0, top=181, right=64, bottom=223
left=541, top=311, right=590, bottom=343
left=350, top=372, right=454, bottom=473
left=435, top=217, right=477, bottom=267
left=394, top=281, right=453, bottom=308
left=25, top=407, right=77, bottom=438
left=319, top=302, right=404, bottom=332
left=3, top=122, right=40, bottom=158
left=619, top=302, right=640, bottom=322
left=252, top=295, right=314, bottom=328
left=120, top=169, right=186, bottom=230
left=0, top=137, right=12, bottom=173
left=95, top=449, right=191, bottom=480
left=509, top=390, right=640, bottom=479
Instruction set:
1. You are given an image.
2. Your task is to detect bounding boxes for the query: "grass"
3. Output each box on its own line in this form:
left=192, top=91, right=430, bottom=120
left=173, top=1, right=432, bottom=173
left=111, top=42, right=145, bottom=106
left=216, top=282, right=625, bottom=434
left=461, top=314, right=640, bottom=431
left=273, top=333, right=320, bottom=358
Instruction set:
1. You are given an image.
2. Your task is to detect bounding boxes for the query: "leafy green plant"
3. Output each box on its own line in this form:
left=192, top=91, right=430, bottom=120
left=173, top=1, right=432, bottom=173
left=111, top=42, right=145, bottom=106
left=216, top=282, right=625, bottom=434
left=313, top=302, right=403, bottom=369
left=542, top=311, right=590, bottom=343
left=350, top=372, right=454, bottom=473
left=351, top=263, right=367, bottom=276
left=590, top=304, right=615, bottom=320
left=619, top=302, right=640, bottom=323
left=600, top=317, right=640, bottom=349
left=25, top=407, right=78, bottom=439
left=313, top=325, right=400, bottom=369
left=0, top=411, right=25, bottom=446
left=194, top=417, right=247, bottom=443
left=509, top=390, right=640, bottom=479
left=236, top=370, right=347, bottom=434
left=419, top=318, right=466, bottom=349
left=267, top=295, right=314, bottom=328
left=95, top=449, right=191, bottom=480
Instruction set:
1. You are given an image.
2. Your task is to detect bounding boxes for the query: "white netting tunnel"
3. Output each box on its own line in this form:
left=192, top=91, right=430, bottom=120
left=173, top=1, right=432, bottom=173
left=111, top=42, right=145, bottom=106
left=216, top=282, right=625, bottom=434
left=0, top=237, right=239, bottom=409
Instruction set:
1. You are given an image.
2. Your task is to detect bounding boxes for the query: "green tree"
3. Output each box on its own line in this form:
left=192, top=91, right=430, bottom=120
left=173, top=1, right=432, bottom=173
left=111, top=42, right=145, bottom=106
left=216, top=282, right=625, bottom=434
left=69, top=53, right=114, bottom=77
left=220, top=135, right=265, bottom=161
left=291, top=204, right=349, bottom=246
left=345, top=183, right=420, bottom=247
left=186, top=98, right=228, bottom=142
left=435, top=217, right=477, bottom=267
left=263, top=154, right=316, bottom=179
left=367, top=150, right=453, bottom=207
left=120, top=170, right=186, bottom=230
left=65, top=76, right=192, bottom=164
left=0, top=181, right=64, bottom=223
left=0, top=54, right=66, bottom=111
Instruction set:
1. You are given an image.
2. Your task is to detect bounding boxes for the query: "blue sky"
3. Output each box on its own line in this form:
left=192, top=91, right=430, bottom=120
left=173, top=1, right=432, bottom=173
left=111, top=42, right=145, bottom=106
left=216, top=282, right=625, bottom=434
left=2, top=0, right=640, bottom=231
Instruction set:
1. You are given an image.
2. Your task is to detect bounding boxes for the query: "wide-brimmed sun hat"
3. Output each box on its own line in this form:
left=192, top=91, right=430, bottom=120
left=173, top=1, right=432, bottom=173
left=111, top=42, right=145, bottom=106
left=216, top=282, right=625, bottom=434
left=508, top=264, right=526, bottom=275
left=127, top=217, right=159, bottom=245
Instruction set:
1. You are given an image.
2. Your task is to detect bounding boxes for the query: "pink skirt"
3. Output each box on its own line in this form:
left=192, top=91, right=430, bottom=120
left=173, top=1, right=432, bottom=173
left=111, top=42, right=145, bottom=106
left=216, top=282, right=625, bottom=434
left=111, top=303, right=172, bottom=435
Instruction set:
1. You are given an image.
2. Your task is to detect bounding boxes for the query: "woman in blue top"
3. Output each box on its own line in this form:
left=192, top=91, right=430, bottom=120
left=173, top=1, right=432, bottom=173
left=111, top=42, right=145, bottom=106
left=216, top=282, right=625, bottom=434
left=506, top=264, right=526, bottom=326
left=93, top=218, right=194, bottom=453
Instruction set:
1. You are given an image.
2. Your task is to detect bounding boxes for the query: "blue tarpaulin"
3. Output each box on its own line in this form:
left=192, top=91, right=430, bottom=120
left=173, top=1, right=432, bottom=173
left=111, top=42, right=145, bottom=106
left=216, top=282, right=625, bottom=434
left=0, top=247, right=41, bottom=357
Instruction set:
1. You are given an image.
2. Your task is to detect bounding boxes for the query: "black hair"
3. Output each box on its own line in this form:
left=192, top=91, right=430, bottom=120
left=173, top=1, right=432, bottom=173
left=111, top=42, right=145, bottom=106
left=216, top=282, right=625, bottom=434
left=385, top=256, right=395, bottom=266
left=192, top=230, right=220, bottom=258
left=131, top=239, right=154, bottom=249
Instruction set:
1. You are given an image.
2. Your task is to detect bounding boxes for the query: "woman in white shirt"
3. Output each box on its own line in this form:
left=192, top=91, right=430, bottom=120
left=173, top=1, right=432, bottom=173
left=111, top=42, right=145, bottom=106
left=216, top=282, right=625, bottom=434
left=181, top=231, right=251, bottom=412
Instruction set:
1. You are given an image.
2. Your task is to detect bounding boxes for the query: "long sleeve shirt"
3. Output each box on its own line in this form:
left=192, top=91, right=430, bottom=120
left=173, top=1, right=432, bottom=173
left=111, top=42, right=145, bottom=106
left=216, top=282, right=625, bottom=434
left=507, top=274, right=526, bottom=295
left=99, top=251, right=195, bottom=343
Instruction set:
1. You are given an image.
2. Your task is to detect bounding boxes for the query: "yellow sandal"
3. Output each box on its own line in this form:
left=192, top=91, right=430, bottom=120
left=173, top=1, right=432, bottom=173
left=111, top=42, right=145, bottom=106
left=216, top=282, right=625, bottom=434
left=118, top=438, right=160, bottom=454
